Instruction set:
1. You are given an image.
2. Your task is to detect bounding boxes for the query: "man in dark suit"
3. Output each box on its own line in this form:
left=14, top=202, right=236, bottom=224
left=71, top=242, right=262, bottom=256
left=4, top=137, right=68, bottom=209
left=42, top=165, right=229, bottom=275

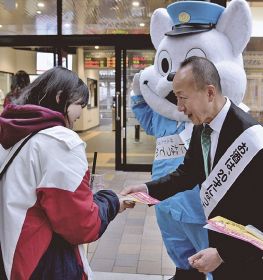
left=121, top=56, right=263, bottom=279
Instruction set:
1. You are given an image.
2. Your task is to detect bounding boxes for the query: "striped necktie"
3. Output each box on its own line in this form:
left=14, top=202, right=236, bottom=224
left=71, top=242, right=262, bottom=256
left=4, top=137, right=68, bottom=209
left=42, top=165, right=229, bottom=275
left=201, top=124, right=213, bottom=178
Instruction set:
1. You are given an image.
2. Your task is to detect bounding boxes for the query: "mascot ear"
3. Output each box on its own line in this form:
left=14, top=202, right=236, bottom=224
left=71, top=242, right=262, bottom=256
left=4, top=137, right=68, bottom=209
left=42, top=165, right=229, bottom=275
left=216, top=0, right=252, bottom=57
left=150, top=8, right=173, bottom=49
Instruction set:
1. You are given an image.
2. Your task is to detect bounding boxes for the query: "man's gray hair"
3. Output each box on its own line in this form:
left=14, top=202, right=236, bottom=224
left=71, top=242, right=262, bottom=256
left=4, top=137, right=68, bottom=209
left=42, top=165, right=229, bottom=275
left=180, top=56, right=222, bottom=93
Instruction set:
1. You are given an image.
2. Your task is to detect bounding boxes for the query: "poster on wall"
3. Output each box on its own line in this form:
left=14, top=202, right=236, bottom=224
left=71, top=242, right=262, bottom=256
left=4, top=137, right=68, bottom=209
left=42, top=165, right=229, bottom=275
left=87, top=78, right=98, bottom=108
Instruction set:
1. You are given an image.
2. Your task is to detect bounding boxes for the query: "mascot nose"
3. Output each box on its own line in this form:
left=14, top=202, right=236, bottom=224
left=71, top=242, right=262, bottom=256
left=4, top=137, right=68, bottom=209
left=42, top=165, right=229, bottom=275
left=167, top=72, right=176, bottom=82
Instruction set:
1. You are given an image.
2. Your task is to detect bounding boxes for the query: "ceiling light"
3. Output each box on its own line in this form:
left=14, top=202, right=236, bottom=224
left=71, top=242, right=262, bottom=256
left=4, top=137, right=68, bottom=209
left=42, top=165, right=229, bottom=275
left=132, top=1, right=140, bottom=7
left=139, top=23, right=145, bottom=27
left=95, top=46, right=99, bottom=49
left=0, top=25, right=2, bottom=28
left=37, top=2, right=45, bottom=8
left=36, top=10, right=42, bottom=14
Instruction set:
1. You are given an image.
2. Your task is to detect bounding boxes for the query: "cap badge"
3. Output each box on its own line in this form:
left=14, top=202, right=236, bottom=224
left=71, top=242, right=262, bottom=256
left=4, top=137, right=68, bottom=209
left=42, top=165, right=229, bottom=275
left=178, top=12, right=190, bottom=23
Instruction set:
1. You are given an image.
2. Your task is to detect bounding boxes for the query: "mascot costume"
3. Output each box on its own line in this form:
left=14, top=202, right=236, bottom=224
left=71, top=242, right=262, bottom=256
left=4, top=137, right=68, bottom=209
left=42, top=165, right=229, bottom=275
left=131, top=0, right=252, bottom=279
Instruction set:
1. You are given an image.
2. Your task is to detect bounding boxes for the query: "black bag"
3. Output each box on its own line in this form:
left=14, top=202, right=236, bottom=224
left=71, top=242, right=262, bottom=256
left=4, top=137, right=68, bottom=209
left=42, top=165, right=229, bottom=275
left=30, top=233, right=83, bottom=280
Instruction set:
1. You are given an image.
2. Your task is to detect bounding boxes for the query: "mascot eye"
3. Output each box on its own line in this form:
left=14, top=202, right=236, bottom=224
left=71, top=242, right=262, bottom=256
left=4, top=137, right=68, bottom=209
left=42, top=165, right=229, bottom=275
left=185, top=48, right=206, bottom=59
left=157, top=51, right=172, bottom=76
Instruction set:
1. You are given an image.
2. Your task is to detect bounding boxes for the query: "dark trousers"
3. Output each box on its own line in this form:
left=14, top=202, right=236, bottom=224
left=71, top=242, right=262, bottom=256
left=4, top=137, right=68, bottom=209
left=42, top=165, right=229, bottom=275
left=170, top=268, right=206, bottom=280
left=213, top=256, right=263, bottom=280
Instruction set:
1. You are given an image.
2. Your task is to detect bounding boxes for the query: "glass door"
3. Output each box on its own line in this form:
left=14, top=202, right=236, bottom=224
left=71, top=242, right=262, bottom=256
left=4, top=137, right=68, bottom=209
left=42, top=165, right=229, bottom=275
left=69, top=46, right=116, bottom=170
left=115, top=48, right=156, bottom=171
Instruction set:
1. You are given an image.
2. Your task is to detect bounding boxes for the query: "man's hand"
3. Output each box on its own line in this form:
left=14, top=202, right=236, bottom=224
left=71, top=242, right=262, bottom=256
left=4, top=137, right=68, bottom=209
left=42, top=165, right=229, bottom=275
left=120, top=183, right=148, bottom=196
left=118, top=197, right=136, bottom=213
left=188, top=248, right=223, bottom=273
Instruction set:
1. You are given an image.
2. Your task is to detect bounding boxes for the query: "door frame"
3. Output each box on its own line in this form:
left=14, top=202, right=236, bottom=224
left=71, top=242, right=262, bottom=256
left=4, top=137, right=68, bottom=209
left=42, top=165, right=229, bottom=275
left=115, top=47, right=154, bottom=172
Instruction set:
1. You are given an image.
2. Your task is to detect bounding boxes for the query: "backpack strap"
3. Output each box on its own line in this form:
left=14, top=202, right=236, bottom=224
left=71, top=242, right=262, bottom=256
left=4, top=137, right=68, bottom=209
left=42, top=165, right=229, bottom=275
left=0, top=131, right=39, bottom=180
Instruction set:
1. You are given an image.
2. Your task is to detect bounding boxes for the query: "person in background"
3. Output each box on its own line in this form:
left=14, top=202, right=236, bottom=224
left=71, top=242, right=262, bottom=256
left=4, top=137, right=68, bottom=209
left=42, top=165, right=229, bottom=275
left=3, top=70, right=30, bottom=107
left=121, top=56, right=263, bottom=280
left=0, top=67, right=131, bottom=280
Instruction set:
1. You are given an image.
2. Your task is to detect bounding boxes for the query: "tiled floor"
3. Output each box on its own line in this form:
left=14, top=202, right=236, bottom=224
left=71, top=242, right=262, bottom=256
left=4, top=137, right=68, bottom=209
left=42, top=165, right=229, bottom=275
left=93, top=271, right=173, bottom=280
left=86, top=170, right=175, bottom=278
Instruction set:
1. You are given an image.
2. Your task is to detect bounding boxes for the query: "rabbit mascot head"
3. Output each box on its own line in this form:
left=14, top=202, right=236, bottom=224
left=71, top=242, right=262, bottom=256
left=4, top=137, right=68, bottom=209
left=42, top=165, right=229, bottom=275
left=133, top=0, right=252, bottom=123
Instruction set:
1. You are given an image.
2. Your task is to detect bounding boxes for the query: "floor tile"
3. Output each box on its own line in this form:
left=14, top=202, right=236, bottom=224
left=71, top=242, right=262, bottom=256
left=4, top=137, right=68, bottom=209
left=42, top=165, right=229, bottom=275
left=93, top=272, right=163, bottom=280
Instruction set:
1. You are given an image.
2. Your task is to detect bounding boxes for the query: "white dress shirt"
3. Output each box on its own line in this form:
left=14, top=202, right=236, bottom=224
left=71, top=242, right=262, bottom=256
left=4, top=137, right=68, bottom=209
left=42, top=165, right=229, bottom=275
left=206, top=97, right=231, bottom=168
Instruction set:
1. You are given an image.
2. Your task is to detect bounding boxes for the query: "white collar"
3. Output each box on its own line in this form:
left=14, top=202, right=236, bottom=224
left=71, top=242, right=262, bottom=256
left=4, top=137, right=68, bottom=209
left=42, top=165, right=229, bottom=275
left=207, top=97, right=231, bottom=134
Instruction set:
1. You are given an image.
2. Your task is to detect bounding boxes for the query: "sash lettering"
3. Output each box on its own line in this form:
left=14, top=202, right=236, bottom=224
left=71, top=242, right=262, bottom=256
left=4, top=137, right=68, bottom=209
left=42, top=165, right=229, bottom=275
left=200, top=125, right=263, bottom=218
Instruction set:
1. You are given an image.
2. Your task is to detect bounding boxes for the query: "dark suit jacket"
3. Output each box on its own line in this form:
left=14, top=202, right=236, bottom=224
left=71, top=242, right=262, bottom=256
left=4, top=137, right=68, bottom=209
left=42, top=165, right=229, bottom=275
left=147, top=102, right=263, bottom=269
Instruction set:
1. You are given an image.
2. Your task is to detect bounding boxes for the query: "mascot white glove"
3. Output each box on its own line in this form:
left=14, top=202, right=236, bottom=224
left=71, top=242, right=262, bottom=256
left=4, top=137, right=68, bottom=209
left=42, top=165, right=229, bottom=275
left=131, top=72, right=142, bottom=96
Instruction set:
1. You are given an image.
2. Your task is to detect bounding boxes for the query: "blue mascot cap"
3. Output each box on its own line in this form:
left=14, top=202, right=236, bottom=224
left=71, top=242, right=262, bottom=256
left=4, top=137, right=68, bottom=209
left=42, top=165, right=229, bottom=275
left=166, top=1, right=225, bottom=36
